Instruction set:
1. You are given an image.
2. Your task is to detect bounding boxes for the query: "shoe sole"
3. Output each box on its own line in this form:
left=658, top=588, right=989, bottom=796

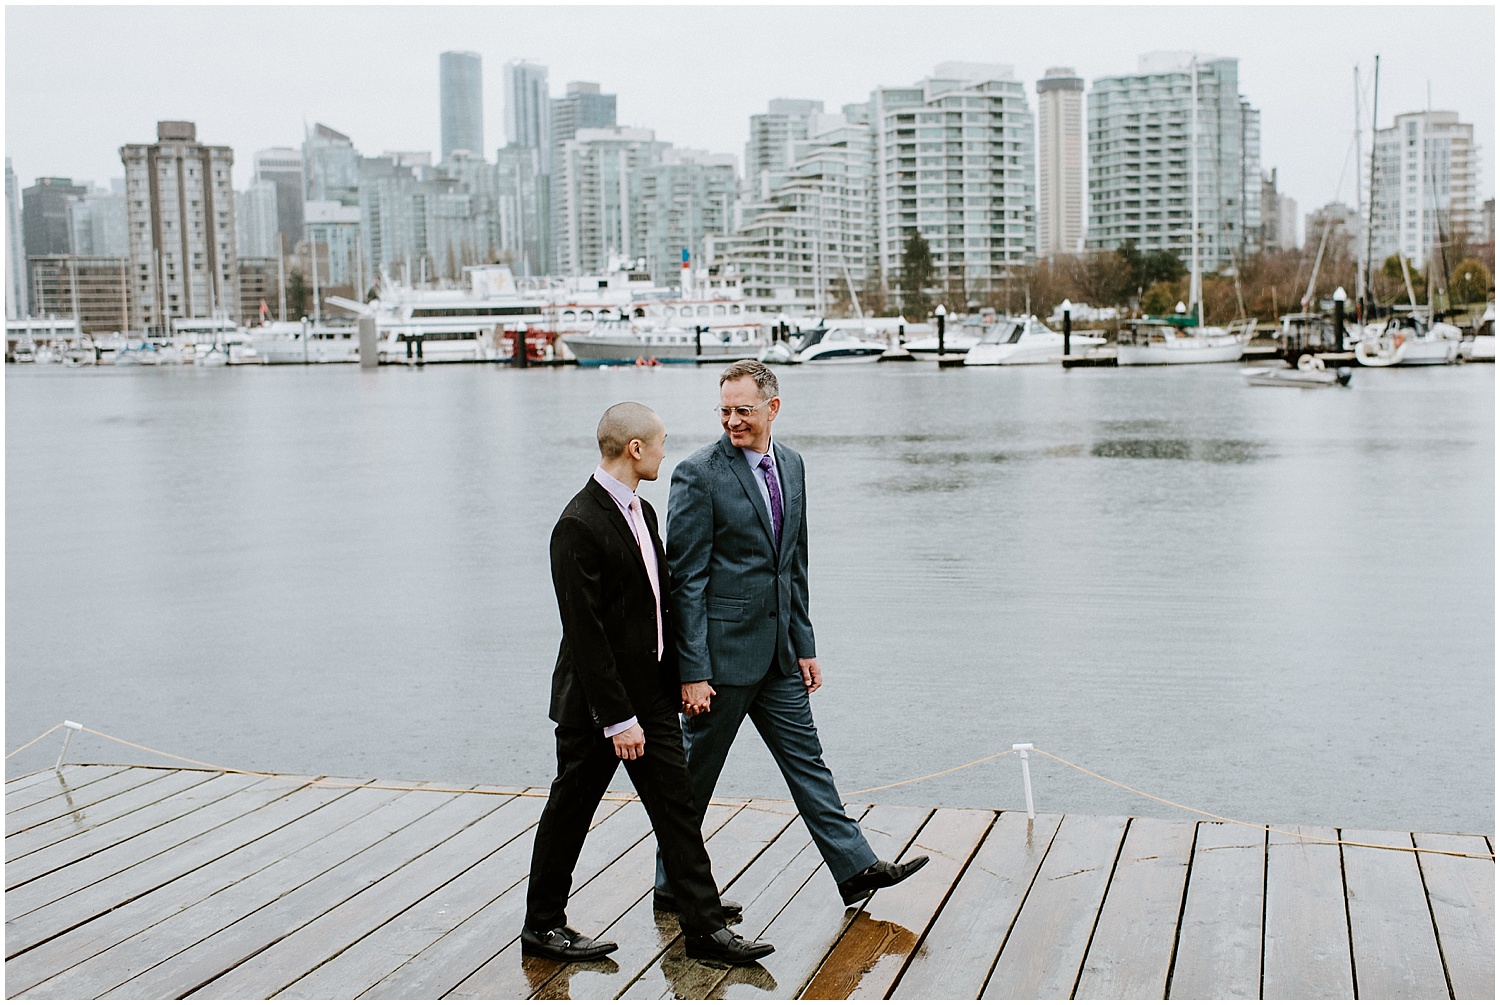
left=685, top=945, right=775, bottom=964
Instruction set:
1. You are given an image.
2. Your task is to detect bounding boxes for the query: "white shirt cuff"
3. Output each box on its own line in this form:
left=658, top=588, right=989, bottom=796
left=603, top=716, right=639, bottom=738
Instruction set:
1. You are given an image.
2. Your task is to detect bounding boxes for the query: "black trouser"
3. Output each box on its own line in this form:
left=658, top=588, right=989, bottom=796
left=526, top=691, right=727, bottom=938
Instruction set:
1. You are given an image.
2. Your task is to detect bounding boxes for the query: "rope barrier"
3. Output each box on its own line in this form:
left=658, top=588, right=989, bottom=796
left=844, top=748, right=1013, bottom=796
left=6, top=723, right=64, bottom=760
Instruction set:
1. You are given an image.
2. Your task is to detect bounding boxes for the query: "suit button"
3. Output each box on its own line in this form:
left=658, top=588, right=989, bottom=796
left=768, top=612, right=776, bottom=619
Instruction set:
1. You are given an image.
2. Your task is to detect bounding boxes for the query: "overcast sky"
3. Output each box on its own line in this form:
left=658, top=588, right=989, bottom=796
left=6, top=4, right=1494, bottom=234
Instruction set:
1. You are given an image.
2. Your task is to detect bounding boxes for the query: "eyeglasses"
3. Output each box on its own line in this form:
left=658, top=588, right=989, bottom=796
left=714, top=400, right=774, bottom=420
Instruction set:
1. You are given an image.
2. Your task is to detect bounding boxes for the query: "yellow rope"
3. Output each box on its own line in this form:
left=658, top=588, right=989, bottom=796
left=6, top=723, right=64, bottom=760
left=1031, top=748, right=1493, bottom=862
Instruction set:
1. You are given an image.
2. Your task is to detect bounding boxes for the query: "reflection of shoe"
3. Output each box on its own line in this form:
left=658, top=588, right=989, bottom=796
left=520, top=925, right=617, bottom=961
left=653, top=890, right=743, bottom=922
left=836, top=857, right=930, bottom=906
left=685, top=927, right=775, bottom=964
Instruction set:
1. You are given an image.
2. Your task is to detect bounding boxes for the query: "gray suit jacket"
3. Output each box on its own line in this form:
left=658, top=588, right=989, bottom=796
left=666, top=434, right=815, bottom=686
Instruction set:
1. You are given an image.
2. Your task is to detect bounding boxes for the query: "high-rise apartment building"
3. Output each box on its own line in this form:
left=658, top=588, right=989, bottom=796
left=253, top=147, right=305, bottom=253
left=304, top=123, right=360, bottom=205
left=1370, top=110, right=1478, bottom=268
left=719, top=112, right=874, bottom=315
left=1088, top=53, right=1261, bottom=271
left=67, top=181, right=129, bottom=258
left=1036, top=67, right=1084, bottom=258
left=871, top=63, right=1035, bottom=306
left=504, top=60, right=551, bottom=167
left=357, top=152, right=481, bottom=283
left=496, top=144, right=547, bottom=277
left=5, top=159, right=24, bottom=317
left=236, top=181, right=280, bottom=259
left=303, top=200, right=364, bottom=289
left=543, top=80, right=616, bottom=275
left=440, top=51, right=484, bottom=159
left=744, top=99, right=824, bottom=202
left=552, top=126, right=664, bottom=276
left=631, top=148, right=738, bottom=286
left=120, top=121, right=238, bottom=330
left=22, top=177, right=87, bottom=257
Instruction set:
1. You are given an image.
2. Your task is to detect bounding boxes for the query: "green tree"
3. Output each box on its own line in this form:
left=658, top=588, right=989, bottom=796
left=899, top=231, right=934, bottom=318
left=1141, top=280, right=1184, bottom=317
left=286, top=268, right=309, bottom=319
left=1451, top=258, right=1492, bottom=306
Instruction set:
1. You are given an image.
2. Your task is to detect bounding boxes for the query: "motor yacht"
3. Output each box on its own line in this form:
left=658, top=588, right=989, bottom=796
left=562, top=319, right=765, bottom=364
left=964, top=316, right=1104, bottom=366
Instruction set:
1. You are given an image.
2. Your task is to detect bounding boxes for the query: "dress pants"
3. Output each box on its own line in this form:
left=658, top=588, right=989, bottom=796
left=527, top=690, right=727, bottom=938
left=655, top=665, right=877, bottom=894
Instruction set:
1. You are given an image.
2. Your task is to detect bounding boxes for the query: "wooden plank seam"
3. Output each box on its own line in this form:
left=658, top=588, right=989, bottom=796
left=1066, top=813, right=1137, bottom=1000
left=1411, top=828, right=1459, bottom=1001
left=974, top=811, right=1067, bottom=998
left=1160, top=818, right=1204, bottom=999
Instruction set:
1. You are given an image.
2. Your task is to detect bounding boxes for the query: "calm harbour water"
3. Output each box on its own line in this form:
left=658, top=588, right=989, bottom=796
left=6, top=360, right=1494, bottom=833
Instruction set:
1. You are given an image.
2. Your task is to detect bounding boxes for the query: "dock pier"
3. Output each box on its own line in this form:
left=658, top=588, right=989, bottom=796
left=6, top=764, right=1493, bottom=999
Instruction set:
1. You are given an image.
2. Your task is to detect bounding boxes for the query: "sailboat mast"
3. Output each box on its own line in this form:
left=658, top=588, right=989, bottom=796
left=1364, top=55, right=1380, bottom=313
left=1190, top=55, right=1202, bottom=326
left=1353, top=65, right=1365, bottom=313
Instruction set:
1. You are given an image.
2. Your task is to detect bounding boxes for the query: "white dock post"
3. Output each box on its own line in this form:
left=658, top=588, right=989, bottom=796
left=55, top=721, right=83, bottom=770
left=1012, top=743, right=1035, bottom=820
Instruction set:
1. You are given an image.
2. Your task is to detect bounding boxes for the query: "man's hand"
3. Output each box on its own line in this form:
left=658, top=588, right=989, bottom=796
left=612, top=724, right=646, bottom=760
left=681, top=681, right=716, bottom=716
left=798, top=657, right=823, bottom=694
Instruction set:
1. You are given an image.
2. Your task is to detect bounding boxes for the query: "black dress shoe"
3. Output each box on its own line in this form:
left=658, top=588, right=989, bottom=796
left=520, top=925, right=618, bottom=962
left=652, top=890, right=744, bottom=922
left=836, top=856, right=931, bottom=906
left=684, top=926, right=775, bottom=964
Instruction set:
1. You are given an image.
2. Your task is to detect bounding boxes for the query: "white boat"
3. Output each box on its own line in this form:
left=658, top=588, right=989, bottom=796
left=562, top=319, right=765, bottom=364
left=1241, top=355, right=1352, bottom=388
left=964, top=316, right=1105, bottom=366
left=1116, top=316, right=1256, bottom=365
left=1460, top=302, right=1494, bottom=362
left=788, top=325, right=887, bottom=364
left=1353, top=312, right=1461, bottom=366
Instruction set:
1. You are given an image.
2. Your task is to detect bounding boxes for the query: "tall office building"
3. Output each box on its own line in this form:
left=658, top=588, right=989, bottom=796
left=22, top=177, right=87, bottom=256
left=304, top=123, right=360, bottom=205
left=871, top=63, right=1035, bottom=305
left=440, top=51, right=484, bottom=159
left=120, top=121, right=238, bottom=330
left=496, top=144, right=547, bottom=276
left=236, top=180, right=280, bottom=258
left=252, top=147, right=305, bottom=253
left=1087, top=53, right=1261, bottom=270
left=504, top=60, right=551, bottom=166
left=1036, top=67, right=1084, bottom=258
left=552, top=126, right=664, bottom=276
left=631, top=148, right=738, bottom=286
left=5, top=159, right=25, bottom=317
left=357, top=152, right=480, bottom=283
left=744, top=99, right=824, bottom=201
left=1370, top=110, right=1478, bottom=268
left=67, top=181, right=129, bottom=258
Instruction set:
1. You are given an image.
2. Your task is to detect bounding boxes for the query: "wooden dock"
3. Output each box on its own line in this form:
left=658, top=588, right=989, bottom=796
left=5, top=764, right=1493, bottom=999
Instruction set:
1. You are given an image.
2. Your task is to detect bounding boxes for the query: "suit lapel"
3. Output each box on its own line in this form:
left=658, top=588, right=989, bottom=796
left=720, top=435, right=776, bottom=546
left=584, top=478, right=649, bottom=580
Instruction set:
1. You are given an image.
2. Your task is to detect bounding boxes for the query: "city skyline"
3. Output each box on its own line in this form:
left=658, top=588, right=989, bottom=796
left=5, top=5, right=1494, bottom=223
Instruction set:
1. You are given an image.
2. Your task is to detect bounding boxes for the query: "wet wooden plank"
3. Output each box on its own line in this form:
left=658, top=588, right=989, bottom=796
left=552, top=800, right=798, bottom=1001
left=1074, top=817, right=1195, bottom=1000
left=1416, top=831, right=1493, bottom=1000
left=801, top=807, right=993, bottom=999
left=6, top=771, right=265, bottom=894
left=6, top=767, right=183, bottom=837
left=7, top=780, right=390, bottom=999
left=185, top=792, right=524, bottom=999
left=5, top=764, right=131, bottom=814
left=1343, top=827, right=1450, bottom=999
left=5, top=775, right=322, bottom=955
left=1261, top=824, right=1354, bottom=1000
left=890, top=811, right=1062, bottom=1000
left=6, top=768, right=51, bottom=793
left=7, top=770, right=216, bottom=861
left=980, top=814, right=1129, bottom=1000
left=715, top=802, right=931, bottom=1000
left=1167, top=821, right=1266, bottom=1000
left=99, top=785, right=480, bottom=1000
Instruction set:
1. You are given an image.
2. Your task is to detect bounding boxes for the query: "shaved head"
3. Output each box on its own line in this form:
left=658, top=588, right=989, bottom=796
left=597, top=401, right=663, bottom=460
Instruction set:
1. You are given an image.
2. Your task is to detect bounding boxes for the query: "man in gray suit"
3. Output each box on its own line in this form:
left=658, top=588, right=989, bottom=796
left=652, top=360, right=927, bottom=911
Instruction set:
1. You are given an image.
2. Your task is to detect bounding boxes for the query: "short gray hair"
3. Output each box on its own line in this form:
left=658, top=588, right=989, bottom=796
left=719, top=359, right=779, bottom=399
left=596, top=401, right=662, bottom=459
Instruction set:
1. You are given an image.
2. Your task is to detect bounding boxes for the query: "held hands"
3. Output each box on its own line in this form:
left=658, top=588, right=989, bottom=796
left=681, top=681, right=716, bottom=716
left=612, top=723, right=646, bottom=760
left=798, top=657, right=823, bottom=694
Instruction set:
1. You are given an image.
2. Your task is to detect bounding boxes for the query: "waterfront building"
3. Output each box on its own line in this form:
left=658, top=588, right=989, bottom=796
left=1087, top=52, right=1261, bottom=271
left=504, top=60, right=551, bottom=167
left=1370, top=110, right=1478, bottom=269
left=67, top=181, right=129, bottom=258
left=432, top=149, right=498, bottom=274
left=120, top=121, right=238, bottom=331
left=717, top=112, right=873, bottom=315
left=1036, top=67, right=1084, bottom=258
left=1260, top=169, right=1298, bottom=252
left=631, top=148, right=738, bottom=286
left=871, top=63, right=1036, bottom=307
left=236, top=181, right=280, bottom=259
left=303, top=200, right=363, bottom=290
left=552, top=126, right=665, bottom=276
left=304, top=123, right=360, bottom=206
left=1305, top=201, right=1360, bottom=264
left=238, top=256, right=278, bottom=324
left=545, top=81, right=617, bottom=274
left=441, top=51, right=484, bottom=159
left=22, top=177, right=87, bottom=257
left=357, top=152, right=476, bottom=283
left=496, top=144, right=547, bottom=277
left=744, top=99, right=824, bottom=202
left=26, top=254, right=130, bottom=333
left=5, top=159, right=24, bottom=317
left=253, top=147, right=306, bottom=254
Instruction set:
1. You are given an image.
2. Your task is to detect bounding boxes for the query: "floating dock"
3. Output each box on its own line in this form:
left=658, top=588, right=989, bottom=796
left=5, top=764, right=1493, bottom=999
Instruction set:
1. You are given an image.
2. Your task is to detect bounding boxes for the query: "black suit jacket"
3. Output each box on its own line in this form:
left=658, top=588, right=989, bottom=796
left=548, top=477, right=678, bottom=728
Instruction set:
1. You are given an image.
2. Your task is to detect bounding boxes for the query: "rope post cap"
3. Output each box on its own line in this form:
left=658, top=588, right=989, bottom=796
left=1012, top=742, right=1033, bottom=751
left=63, top=721, right=83, bottom=731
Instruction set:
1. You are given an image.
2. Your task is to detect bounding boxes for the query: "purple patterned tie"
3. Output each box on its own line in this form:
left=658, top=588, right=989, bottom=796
left=758, top=454, right=783, bottom=547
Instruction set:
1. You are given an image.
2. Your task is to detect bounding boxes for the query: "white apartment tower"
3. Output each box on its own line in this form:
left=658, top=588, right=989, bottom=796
left=120, top=121, right=238, bottom=332
left=1088, top=53, right=1261, bottom=270
left=744, top=99, right=824, bottom=201
left=1371, top=110, right=1478, bottom=269
left=871, top=63, right=1035, bottom=305
left=552, top=127, right=664, bottom=276
left=1036, top=67, right=1084, bottom=257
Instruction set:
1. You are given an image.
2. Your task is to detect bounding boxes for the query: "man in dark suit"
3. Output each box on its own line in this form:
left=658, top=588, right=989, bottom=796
left=653, top=362, right=928, bottom=910
left=523, top=401, right=773, bottom=966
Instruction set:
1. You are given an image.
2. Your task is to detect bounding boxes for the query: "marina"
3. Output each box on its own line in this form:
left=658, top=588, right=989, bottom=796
left=5, top=761, right=1493, bottom=1000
